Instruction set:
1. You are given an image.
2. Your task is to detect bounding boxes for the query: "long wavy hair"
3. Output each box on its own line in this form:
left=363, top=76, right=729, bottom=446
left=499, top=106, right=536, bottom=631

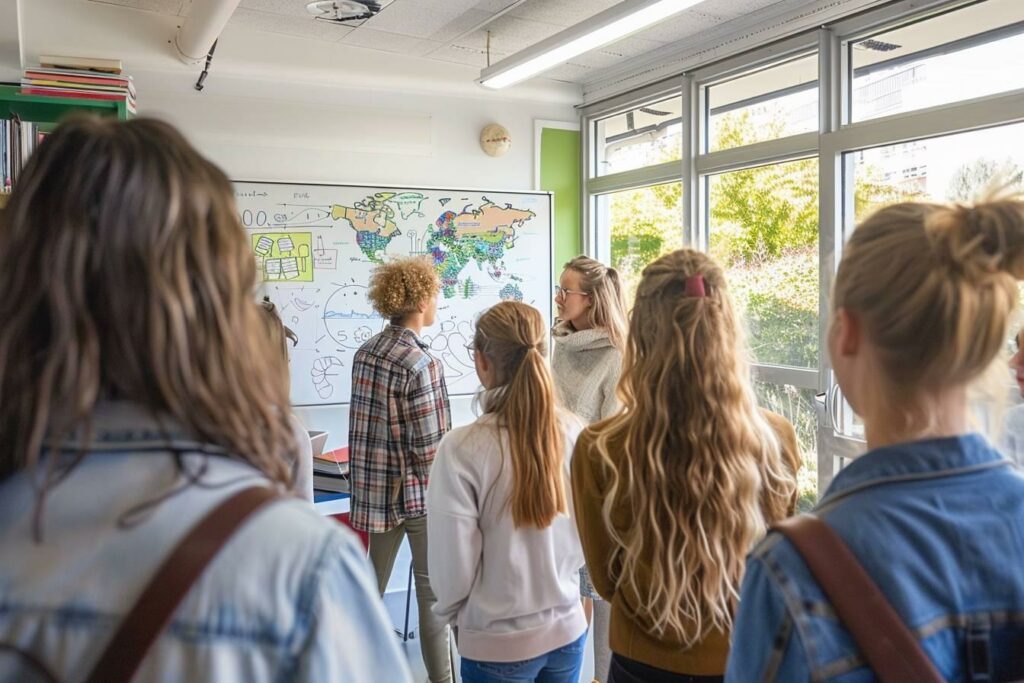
left=475, top=302, right=566, bottom=528
left=592, top=249, right=795, bottom=644
left=0, top=117, right=295, bottom=497
left=563, top=255, right=629, bottom=352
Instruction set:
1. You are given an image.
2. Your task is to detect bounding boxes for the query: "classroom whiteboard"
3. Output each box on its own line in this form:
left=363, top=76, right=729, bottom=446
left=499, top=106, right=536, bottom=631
left=235, top=181, right=554, bottom=407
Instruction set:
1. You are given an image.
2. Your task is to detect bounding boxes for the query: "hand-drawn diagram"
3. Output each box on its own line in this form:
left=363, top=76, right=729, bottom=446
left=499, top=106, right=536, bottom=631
left=237, top=182, right=552, bottom=406
left=311, top=356, right=344, bottom=399
left=323, top=284, right=385, bottom=350
left=422, top=318, right=477, bottom=392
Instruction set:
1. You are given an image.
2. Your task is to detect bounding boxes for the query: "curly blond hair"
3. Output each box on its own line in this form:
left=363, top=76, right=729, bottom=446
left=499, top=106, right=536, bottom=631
left=367, top=256, right=440, bottom=321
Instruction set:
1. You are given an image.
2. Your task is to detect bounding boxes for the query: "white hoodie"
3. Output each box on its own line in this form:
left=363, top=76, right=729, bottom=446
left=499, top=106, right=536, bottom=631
left=426, top=391, right=587, bottom=663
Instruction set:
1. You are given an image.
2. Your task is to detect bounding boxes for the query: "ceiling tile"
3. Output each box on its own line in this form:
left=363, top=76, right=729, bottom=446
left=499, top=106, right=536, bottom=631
left=231, top=8, right=355, bottom=41
left=90, top=0, right=183, bottom=15
left=455, top=14, right=564, bottom=55
left=364, top=2, right=492, bottom=39
left=634, top=9, right=729, bottom=43
left=694, top=0, right=788, bottom=20
left=342, top=28, right=443, bottom=56
left=413, top=0, right=508, bottom=12
left=237, top=0, right=308, bottom=17
left=427, top=43, right=509, bottom=68
left=542, top=62, right=595, bottom=83
left=508, top=0, right=624, bottom=28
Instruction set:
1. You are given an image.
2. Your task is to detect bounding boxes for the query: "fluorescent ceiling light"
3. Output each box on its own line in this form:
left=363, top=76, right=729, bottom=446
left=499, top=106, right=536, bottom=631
left=479, top=0, right=704, bottom=89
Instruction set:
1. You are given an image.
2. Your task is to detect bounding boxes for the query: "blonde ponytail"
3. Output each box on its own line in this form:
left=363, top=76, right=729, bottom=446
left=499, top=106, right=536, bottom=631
left=475, top=302, right=566, bottom=528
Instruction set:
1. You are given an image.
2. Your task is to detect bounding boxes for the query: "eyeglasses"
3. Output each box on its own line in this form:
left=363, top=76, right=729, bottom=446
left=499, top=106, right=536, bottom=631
left=554, top=285, right=590, bottom=299
left=464, top=343, right=477, bottom=361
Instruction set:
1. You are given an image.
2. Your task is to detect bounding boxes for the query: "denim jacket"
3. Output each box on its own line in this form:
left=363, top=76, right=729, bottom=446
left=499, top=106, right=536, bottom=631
left=726, top=434, right=1024, bottom=682
left=0, top=402, right=412, bottom=682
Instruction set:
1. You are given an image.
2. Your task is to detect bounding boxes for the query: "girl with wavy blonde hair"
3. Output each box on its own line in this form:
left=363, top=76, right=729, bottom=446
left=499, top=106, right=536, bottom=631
left=427, top=301, right=589, bottom=683
left=572, top=248, right=799, bottom=682
left=728, top=197, right=1024, bottom=681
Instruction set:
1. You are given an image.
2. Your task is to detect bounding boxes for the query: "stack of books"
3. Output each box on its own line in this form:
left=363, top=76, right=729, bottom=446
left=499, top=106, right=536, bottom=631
left=313, top=443, right=350, bottom=495
left=1, top=118, right=42, bottom=193
left=21, top=56, right=136, bottom=114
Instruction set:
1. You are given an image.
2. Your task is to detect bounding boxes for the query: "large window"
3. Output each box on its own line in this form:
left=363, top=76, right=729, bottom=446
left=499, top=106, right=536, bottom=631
left=707, top=53, right=818, bottom=152
left=585, top=0, right=1024, bottom=494
left=593, top=96, right=683, bottom=176
left=708, top=159, right=819, bottom=369
left=850, top=120, right=1024, bottom=221
left=850, top=0, right=1024, bottom=122
left=598, top=183, right=683, bottom=302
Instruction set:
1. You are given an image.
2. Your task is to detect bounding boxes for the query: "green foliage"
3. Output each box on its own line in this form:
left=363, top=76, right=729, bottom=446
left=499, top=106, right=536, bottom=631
left=755, top=381, right=819, bottom=510
left=708, top=112, right=818, bottom=265
left=946, top=157, right=1024, bottom=202
left=608, top=182, right=683, bottom=301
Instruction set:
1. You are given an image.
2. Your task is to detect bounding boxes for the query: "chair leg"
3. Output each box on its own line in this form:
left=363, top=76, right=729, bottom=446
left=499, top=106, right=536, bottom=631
left=402, top=560, right=414, bottom=642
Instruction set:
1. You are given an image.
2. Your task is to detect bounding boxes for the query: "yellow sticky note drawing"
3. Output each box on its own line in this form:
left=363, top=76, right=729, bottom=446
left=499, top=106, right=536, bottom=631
left=251, top=232, right=314, bottom=282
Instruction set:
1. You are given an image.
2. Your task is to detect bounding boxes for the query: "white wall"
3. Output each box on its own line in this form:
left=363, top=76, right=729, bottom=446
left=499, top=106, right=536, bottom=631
left=14, top=0, right=579, bottom=445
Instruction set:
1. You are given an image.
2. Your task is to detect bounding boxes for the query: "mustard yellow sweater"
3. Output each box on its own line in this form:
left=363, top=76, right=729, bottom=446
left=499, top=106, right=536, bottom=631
left=570, top=411, right=801, bottom=675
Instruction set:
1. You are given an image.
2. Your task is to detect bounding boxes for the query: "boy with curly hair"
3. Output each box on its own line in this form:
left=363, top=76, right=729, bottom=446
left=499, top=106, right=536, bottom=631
left=348, top=256, right=452, bottom=683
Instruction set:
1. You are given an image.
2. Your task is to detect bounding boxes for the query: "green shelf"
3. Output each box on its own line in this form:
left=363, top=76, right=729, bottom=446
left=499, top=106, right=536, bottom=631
left=0, top=84, right=132, bottom=131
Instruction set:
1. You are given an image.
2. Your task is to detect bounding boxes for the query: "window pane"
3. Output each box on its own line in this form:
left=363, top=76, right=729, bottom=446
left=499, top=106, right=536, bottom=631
left=594, top=96, right=683, bottom=177
left=707, top=53, right=818, bottom=153
left=850, top=121, right=1024, bottom=222
left=851, top=0, right=1024, bottom=122
left=707, top=158, right=819, bottom=368
left=597, top=182, right=683, bottom=303
left=755, top=381, right=818, bottom=510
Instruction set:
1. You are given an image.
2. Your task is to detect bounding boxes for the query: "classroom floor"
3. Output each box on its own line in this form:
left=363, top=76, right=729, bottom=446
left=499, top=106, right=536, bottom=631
left=382, top=539, right=597, bottom=682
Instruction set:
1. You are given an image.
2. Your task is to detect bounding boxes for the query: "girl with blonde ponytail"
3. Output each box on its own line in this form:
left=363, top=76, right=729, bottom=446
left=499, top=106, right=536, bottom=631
left=427, top=301, right=588, bottom=683
left=572, top=248, right=800, bottom=682
left=729, top=197, right=1024, bottom=681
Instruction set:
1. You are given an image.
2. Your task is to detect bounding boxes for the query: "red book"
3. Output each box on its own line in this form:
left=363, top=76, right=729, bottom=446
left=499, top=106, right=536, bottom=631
left=21, top=87, right=130, bottom=102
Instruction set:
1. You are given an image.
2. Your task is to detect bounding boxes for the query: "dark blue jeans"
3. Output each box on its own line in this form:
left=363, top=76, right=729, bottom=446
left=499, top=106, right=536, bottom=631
left=460, top=632, right=587, bottom=683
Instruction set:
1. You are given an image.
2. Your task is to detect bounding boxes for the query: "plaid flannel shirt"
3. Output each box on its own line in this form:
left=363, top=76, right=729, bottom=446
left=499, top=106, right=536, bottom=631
left=348, top=325, right=451, bottom=533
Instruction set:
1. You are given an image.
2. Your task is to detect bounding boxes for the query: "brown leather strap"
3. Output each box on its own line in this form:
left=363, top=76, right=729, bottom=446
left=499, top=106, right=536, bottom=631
left=84, top=486, right=281, bottom=683
left=772, top=514, right=943, bottom=682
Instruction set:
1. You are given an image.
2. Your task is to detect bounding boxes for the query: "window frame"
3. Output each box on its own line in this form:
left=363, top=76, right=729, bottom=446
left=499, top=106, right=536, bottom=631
left=582, top=0, right=1024, bottom=493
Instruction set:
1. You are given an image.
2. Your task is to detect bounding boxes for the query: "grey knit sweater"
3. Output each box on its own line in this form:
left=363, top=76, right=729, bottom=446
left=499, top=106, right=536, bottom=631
left=550, top=321, right=623, bottom=424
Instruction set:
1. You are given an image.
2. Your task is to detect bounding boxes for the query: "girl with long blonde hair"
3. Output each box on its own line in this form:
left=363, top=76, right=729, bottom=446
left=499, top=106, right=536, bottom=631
left=572, top=248, right=800, bottom=682
left=551, top=255, right=629, bottom=682
left=427, top=301, right=588, bottom=683
left=0, top=116, right=409, bottom=682
left=728, top=198, right=1024, bottom=680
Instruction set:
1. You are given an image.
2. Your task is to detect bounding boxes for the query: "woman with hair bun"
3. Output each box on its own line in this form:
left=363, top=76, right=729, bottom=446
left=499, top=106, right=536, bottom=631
left=728, top=198, right=1024, bottom=681
left=572, top=248, right=800, bottom=682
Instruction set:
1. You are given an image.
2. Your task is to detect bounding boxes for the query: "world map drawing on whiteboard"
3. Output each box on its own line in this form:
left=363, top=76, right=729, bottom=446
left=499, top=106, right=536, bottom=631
left=235, top=182, right=552, bottom=406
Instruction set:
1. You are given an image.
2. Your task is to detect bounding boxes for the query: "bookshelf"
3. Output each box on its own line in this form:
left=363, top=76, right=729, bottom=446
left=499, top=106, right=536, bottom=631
left=0, top=83, right=131, bottom=132
left=1, top=83, right=132, bottom=204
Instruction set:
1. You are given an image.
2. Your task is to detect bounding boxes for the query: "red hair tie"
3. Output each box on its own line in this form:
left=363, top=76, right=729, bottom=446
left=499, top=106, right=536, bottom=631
left=684, top=274, right=706, bottom=298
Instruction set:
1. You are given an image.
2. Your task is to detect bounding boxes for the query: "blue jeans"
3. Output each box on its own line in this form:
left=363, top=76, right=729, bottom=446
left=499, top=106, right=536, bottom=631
left=460, top=632, right=587, bottom=683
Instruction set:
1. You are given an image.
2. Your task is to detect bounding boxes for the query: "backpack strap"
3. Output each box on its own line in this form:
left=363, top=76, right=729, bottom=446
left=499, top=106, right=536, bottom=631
left=84, top=486, right=281, bottom=683
left=772, top=514, right=943, bottom=682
